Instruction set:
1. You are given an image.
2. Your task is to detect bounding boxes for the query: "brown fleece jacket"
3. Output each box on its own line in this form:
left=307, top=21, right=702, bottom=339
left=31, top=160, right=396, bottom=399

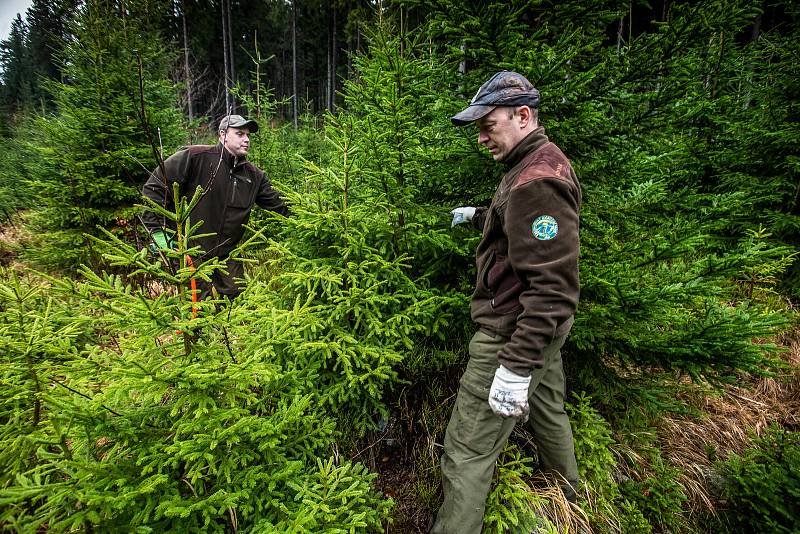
left=142, top=143, right=289, bottom=259
left=470, top=127, right=581, bottom=376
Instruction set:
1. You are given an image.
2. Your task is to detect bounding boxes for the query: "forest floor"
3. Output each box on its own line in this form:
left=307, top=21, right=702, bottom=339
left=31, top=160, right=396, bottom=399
left=0, top=213, right=24, bottom=268
left=369, top=327, right=800, bottom=533
left=654, top=328, right=800, bottom=520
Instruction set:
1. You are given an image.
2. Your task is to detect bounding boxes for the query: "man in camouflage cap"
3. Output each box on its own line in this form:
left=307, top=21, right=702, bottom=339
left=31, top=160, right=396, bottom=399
left=142, top=114, right=290, bottom=301
left=433, top=71, right=581, bottom=532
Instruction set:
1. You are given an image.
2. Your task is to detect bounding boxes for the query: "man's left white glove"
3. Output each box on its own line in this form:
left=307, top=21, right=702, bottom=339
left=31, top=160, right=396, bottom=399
left=489, top=365, right=532, bottom=419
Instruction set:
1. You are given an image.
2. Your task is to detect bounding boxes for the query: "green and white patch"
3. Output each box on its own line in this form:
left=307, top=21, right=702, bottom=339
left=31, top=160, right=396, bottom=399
left=532, top=215, right=558, bottom=240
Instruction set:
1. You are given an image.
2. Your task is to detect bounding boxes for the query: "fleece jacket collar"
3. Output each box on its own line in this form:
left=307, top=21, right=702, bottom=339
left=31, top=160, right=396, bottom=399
left=503, top=126, right=549, bottom=168
left=217, top=142, right=247, bottom=169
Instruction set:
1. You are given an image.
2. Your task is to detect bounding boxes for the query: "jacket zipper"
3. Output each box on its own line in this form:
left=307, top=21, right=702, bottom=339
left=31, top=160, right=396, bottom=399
left=230, top=172, right=238, bottom=204
left=230, top=155, right=239, bottom=204
left=215, top=157, right=234, bottom=254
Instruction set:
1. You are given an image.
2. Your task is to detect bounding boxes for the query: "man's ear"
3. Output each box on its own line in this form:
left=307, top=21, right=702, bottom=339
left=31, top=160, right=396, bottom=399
left=517, top=106, right=532, bottom=128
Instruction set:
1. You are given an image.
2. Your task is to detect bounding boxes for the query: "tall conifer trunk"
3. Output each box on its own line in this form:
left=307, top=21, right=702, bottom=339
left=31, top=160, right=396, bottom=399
left=326, top=5, right=332, bottom=112
left=221, top=0, right=231, bottom=113
left=226, top=0, right=235, bottom=89
left=331, top=5, right=337, bottom=112
left=292, top=0, right=298, bottom=129
left=325, top=5, right=338, bottom=112
left=181, top=0, right=193, bottom=121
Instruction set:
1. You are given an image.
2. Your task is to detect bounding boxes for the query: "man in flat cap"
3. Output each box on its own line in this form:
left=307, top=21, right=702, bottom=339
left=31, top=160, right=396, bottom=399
left=432, top=71, right=581, bottom=532
left=142, top=114, right=290, bottom=301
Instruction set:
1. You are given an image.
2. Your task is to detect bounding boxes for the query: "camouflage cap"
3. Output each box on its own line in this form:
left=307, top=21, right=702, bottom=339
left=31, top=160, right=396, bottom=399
left=451, top=71, right=540, bottom=126
left=218, top=114, right=259, bottom=133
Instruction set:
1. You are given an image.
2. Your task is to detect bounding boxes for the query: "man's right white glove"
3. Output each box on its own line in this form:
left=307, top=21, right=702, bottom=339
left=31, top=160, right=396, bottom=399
left=488, top=365, right=532, bottom=419
left=450, top=206, right=476, bottom=227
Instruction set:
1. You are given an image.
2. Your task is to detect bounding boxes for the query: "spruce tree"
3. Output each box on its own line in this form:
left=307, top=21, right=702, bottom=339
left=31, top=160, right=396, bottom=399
left=407, top=0, right=795, bottom=404
left=0, top=268, right=91, bottom=519
left=391, top=2, right=797, bottom=527
left=0, top=15, right=34, bottom=125
left=24, top=0, right=78, bottom=112
left=0, top=187, right=392, bottom=531
left=23, top=0, right=185, bottom=270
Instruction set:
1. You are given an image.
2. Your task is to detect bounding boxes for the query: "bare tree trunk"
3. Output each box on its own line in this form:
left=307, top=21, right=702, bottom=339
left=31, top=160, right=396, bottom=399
left=331, top=5, right=337, bottom=112
left=347, top=9, right=355, bottom=81
left=742, top=14, right=762, bottom=110
left=253, top=31, right=261, bottom=118
left=793, top=177, right=800, bottom=215
left=750, top=13, right=762, bottom=43
left=226, top=0, right=235, bottom=89
left=221, top=0, right=230, bottom=113
left=347, top=36, right=352, bottom=80
left=292, top=0, right=298, bottom=129
left=710, top=32, right=725, bottom=99
left=326, top=5, right=332, bottom=112
left=181, top=0, right=193, bottom=121
left=628, top=0, right=633, bottom=44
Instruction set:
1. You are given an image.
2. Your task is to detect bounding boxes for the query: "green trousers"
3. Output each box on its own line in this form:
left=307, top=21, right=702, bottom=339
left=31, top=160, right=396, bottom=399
left=431, top=330, right=579, bottom=534
left=194, top=256, right=244, bottom=300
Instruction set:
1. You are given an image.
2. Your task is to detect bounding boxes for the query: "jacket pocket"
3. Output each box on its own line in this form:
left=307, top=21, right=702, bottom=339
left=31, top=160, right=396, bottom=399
left=476, top=249, right=495, bottom=295
left=228, top=172, right=254, bottom=208
left=487, top=254, right=523, bottom=314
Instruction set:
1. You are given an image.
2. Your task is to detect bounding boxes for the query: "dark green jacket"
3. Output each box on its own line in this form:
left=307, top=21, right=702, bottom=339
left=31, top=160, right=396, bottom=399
left=142, top=143, right=289, bottom=259
left=470, top=128, right=581, bottom=375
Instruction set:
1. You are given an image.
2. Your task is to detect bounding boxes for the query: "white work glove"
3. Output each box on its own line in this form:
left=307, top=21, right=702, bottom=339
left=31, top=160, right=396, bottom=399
left=489, top=365, right=532, bottom=419
left=450, top=206, right=476, bottom=227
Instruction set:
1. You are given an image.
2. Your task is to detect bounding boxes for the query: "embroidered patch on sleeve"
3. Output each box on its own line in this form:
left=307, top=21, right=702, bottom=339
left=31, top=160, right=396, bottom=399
left=532, top=215, right=558, bottom=240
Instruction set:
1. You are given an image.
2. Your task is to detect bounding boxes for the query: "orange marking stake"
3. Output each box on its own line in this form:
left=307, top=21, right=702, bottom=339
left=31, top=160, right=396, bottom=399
left=176, top=255, right=198, bottom=335
left=185, top=254, right=198, bottom=319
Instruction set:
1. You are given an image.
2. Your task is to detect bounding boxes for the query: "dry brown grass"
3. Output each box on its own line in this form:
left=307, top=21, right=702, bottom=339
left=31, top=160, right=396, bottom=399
left=651, top=328, right=800, bottom=517
left=0, top=213, right=28, bottom=269
left=526, top=472, right=592, bottom=534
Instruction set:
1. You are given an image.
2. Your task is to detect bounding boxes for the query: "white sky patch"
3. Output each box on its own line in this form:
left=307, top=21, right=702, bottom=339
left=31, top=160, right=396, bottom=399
left=0, top=0, right=34, bottom=42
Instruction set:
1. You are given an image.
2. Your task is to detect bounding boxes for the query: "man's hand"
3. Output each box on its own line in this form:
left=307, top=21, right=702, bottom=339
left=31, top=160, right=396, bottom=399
left=148, top=230, right=174, bottom=254
left=489, top=365, right=531, bottom=419
left=450, top=206, right=476, bottom=227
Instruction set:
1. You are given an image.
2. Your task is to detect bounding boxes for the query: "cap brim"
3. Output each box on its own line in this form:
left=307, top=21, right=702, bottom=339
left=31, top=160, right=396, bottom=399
left=221, top=120, right=260, bottom=133
left=451, top=104, right=496, bottom=126
left=238, top=120, right=259, bottom=133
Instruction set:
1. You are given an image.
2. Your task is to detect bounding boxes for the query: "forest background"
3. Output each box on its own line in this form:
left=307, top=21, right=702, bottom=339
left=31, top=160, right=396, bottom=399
left=0, top=0, right=798, bottom=533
